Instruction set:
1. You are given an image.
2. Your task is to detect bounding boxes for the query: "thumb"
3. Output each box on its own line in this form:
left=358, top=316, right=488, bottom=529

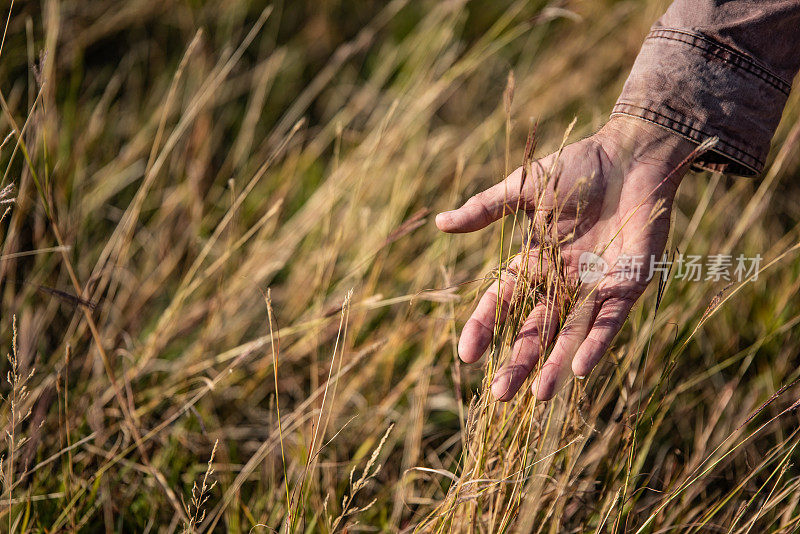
left=436, top=167, right=530, bottom=233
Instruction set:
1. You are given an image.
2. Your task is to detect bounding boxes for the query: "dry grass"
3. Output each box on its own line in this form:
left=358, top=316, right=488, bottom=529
left=1, top=0, right=800, bottom=532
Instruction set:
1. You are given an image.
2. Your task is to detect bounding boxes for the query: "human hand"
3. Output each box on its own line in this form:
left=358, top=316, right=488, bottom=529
left=436, top=116, right=698, bottom=401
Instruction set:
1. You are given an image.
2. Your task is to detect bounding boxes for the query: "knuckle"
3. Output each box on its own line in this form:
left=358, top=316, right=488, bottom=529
left=467, top=194, right=496, bottom=223
left=467, top=314, right=494, bottom=336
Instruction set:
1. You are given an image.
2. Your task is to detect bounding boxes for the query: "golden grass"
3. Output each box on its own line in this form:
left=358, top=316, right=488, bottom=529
left=0, top=0, right=799, bottom=531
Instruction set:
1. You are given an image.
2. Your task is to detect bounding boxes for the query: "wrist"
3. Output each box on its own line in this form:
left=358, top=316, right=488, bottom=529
left=597, top=115, right=697, bottom=191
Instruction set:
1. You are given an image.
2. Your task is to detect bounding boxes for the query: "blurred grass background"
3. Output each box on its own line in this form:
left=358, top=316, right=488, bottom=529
left=1, top=0, right=800, bottom=531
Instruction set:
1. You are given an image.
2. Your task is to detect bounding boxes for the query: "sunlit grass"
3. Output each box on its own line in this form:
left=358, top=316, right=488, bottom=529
left=1, top=1, right=799, bottom=531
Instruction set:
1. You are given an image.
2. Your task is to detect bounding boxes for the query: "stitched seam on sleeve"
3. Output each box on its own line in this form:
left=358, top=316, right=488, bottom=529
left=647, top=28, right=792, bottom=95
left=612, top=103, right=763, bottom=174
left=616, top=103, right=760, bottom=164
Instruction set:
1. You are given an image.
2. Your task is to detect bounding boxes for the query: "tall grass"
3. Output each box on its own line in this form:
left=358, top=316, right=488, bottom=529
left=1, top=0, right=799, bottom=531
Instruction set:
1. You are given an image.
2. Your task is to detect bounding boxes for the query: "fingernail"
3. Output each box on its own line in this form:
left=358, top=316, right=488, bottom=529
left=575, top=375, right=586, bottom=380
left=530, top=377, right=539, bottom=395
left=491, top=375, right=508, bottom=398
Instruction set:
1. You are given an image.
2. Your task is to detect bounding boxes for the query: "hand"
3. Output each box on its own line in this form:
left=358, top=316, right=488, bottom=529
left=436, top=116, right=698, bottom=401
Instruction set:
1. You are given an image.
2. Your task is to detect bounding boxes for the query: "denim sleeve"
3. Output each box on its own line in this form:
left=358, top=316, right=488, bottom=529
left=612, top=1, right=800, bottom=176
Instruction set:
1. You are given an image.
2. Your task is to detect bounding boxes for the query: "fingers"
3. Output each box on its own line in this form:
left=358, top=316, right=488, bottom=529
left=571, top=296, right=634, bottom=378
left=436, top=167, right=543, bottom=233
left=531, top=297, right=594, bottom=401
left=458, top=250, right=549, bottom=364
left=491, top=302, right=559, bottom=401
left=469, top=274, right=636, bottom=401
left=458, top=271, right=516, bottom=363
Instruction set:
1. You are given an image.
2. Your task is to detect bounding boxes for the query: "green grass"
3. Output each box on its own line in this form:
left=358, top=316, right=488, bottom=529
left=1, top=0, right=800, bottom=531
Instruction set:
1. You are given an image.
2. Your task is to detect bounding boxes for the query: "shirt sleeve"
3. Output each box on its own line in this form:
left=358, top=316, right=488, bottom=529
left=611, top=1, right=800, bottom=176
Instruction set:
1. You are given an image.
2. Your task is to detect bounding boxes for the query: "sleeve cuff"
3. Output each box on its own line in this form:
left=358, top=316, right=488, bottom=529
left=612, top=29, right=793, bottom=177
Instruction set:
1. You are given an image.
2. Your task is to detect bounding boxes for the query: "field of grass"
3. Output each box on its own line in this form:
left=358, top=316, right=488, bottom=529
left=1, top=0, right=800, bottom=531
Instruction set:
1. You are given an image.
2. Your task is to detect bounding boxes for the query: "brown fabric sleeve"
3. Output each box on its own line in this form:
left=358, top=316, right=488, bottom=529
left=612, top=1, right=800, bottom=176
